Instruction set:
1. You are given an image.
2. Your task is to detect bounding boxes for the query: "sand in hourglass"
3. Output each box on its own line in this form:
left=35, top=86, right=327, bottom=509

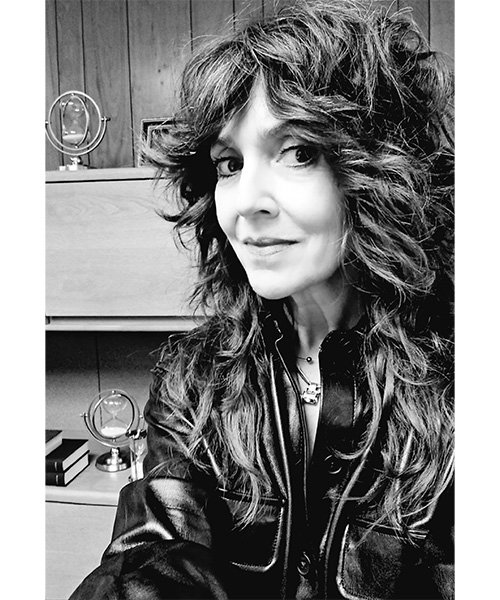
left=100, top=425, right=128, bottom=438
left=62, top=132, right=86, bottom=145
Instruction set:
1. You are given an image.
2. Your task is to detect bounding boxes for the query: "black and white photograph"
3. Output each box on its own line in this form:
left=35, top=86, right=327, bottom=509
left=40, top=1, right=462, bottom=598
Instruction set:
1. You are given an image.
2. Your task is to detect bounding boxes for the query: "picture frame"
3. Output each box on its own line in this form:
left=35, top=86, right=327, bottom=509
left=137, top=118, right=174, bottom=166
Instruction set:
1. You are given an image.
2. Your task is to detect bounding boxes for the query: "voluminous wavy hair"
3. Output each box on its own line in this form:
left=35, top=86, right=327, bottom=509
left=147, top=0, right=454, bottom=533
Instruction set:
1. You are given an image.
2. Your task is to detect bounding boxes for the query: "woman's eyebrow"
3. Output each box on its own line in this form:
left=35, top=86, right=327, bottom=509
left=256, top=121, right=309, bottom=144
left=210, top=137, right=232, bottom=153
left=261, top=121, right=307, bottom=141
left=211, top=121, right=307, bottom=152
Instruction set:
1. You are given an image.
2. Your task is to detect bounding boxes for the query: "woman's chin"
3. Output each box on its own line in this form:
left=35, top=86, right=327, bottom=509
left=249, top=281, right=289, bottom=301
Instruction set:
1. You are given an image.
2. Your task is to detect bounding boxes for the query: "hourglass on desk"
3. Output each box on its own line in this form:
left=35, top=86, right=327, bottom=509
left=82, top=389, right=143, bottom=472
left=45, top=90, right=109, bottom=171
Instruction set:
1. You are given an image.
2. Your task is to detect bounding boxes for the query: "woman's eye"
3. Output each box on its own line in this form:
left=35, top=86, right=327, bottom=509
left=212, top=156, right=242, bottom=178
left=279, top=144, right=320, bottom=167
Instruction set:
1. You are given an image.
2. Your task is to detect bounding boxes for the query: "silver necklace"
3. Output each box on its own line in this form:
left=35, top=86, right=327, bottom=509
left=297, top=355, right=314, bottom=364
left=296, top=364, right=321, bottom=405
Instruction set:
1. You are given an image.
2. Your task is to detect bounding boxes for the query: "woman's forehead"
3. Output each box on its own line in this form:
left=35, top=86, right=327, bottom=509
left=217, top=84, right=274, bottom=139
left=212, top=83, right=308, bottom=150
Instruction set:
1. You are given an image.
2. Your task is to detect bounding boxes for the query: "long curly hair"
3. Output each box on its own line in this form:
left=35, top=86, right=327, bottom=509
left=147, top=0, right=454, bottom=533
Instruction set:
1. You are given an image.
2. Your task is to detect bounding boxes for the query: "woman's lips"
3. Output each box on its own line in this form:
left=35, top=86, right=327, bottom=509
left=242, top=237, right=298, bottom=256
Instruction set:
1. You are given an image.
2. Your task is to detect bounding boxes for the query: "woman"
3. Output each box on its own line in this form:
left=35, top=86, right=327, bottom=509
left=71, top=1, right=454, bottom=598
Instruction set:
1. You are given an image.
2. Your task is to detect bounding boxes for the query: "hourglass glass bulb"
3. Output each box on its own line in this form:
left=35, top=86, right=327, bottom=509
left=100, top=393, right=128, bottom=438
left=61, top=95, right=89, bottom=147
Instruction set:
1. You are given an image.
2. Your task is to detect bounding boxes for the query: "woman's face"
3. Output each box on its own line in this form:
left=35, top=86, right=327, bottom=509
left=211, top=84, right=347, bottom=301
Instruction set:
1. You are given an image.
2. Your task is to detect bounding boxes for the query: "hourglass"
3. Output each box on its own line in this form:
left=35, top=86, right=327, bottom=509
left=61, top=94, right=89, bottom=147
left=83, top=389, right=142, bottom=472
left=45, top=90, right=109, bottom=170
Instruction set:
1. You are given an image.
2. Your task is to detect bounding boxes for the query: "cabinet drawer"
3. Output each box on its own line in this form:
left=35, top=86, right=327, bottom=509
left=46, top=176, right=196, bottom=318
left=46, top=502, right=116, bottom=600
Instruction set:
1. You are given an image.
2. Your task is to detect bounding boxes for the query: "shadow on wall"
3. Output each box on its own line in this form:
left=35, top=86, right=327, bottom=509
left=46, top=331, right=172, bottom=430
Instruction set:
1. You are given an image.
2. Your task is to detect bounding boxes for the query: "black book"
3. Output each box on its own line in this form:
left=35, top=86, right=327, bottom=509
left=46, top=452, right=90, bottom=486
left=45, top=429, right=63, bottom=456
left=46, top=438, right=89, bottom=473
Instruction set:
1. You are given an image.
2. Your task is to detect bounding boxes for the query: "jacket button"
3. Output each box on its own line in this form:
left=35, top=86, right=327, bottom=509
left=297, top=551, right=311, bottom=576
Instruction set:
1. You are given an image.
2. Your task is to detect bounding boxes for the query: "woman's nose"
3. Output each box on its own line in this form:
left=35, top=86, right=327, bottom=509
left=235, top=160, right=278, bottom=218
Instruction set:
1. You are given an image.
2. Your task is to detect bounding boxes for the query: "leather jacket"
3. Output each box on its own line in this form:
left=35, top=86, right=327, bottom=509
left=70, top=318, right=454, bottom=600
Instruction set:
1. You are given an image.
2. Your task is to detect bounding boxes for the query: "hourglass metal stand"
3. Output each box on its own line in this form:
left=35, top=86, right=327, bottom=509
left=45, top=90, right=109, bottom=171
left=82, top=389, right=142, bottom=473
left=95, top=446, right=130, bottom=472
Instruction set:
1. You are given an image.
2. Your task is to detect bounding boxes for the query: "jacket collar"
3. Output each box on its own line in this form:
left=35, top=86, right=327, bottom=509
left=260, top=304, right=367, bottom=367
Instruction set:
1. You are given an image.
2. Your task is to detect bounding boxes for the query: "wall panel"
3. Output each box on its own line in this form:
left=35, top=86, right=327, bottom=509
left=399, top=0, right=430, bottom=40
left=46, top=331, right=100, bottom=430
left=82, top=0, right=134, bottom=168
left=128, top=0, right=191, bottom=146
left=96, top=331, right=168, bottom=414
left=430, top=0, right=454, bottom=59
left=55, top=0, right=89, bottom=167
left=234, top=0, right=264, bottom=25
left=45, top=0, right=453, bottom=170
left=46, top=0, right=61, bottom=170
left=192, top=0, right=234, bottom=49
left=263, top=0, right=297, bottom=17
left=46, top=331, right=171, bottom=430
left=56, top=0, right=85, bottom=93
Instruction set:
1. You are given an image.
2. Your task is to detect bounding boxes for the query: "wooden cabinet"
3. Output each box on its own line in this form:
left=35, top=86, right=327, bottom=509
left=46, top=433, right=130, bottom=600
left=45, top=168, right=194, bottom=597
left=46, top=503, right=118, bottom=600
left=46, top=168, right=198, bottom=331
left=45, top=168, right=197, bottom=593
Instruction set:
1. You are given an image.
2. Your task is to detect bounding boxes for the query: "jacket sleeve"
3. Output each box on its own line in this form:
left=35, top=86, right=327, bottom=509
left=424, top=481, right=455, bottom=600
left=69, top=360, right=230, bottom=600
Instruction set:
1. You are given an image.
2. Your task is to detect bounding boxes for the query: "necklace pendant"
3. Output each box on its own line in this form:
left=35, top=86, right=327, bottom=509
left=301, top=383, right=321, bottom=405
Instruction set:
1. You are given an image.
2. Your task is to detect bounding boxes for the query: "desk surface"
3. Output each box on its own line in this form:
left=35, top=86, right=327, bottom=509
left=46, top=431, right=132, bottom=506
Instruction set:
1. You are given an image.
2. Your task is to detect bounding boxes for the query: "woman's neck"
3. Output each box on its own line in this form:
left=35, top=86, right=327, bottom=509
left=289, top=279, right=362, bottom=358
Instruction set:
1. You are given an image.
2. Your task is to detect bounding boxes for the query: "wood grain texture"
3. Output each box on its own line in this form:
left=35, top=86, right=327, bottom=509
left=46, top=0, right=61, bottom=170
left=46, top=177, right=197, bottom=318
left=399, top=0, right=430, bottom=40
left=192, top=0, right=234, bottom=49
left=263, top=0, right=296, bottom=16
left=56, top=0, right=85, bottom=92
left=46, top=502, right=117, bottom=600
left=128, top=0, right=191, bottom=141
left=46, top=166, right=156, bottom=183
left=234, top=0, right=264, bottom=26
left=430, top=0, right=454, bottom=59
left=45, top=0, right=453, bottom=169
left=46, top=316, right=198, bottom=331
left=82, top=0, right=134, bottom=168
left=55, top=0, right=89, bottom=168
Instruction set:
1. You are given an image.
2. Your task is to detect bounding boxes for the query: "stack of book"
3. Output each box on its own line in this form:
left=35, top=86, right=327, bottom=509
left=45, top=430, right=90, bottom=486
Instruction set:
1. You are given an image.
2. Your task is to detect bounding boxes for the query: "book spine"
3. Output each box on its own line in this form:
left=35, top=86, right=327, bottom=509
left=45, top=432, right=63, bottom=456
left=45, top=453, right=90, bottom=486
left=45, top=442, right=89, bottom=472
left=45, top=471, right=65, bottom=486
left=45, top=440, right=61, bottom=457
left=45, top=459, right=66, bottom=473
